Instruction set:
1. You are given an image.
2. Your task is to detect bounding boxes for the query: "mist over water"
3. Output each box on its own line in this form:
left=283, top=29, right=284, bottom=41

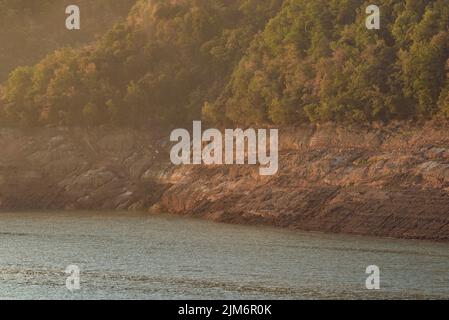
left=0, top=211, right=448, bottom=300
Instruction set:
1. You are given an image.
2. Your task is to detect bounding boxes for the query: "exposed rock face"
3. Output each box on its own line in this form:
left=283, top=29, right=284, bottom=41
left=0, top=128, right=170, bottom=211
left=1, top=123, right=449, bottom=241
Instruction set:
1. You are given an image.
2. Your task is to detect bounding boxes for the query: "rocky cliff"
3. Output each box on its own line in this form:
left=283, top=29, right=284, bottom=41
left=1, top=123, right=449, bottom=241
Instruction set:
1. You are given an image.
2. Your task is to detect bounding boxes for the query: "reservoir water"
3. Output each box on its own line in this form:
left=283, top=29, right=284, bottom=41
left=0, top=211, right=448, bottom=299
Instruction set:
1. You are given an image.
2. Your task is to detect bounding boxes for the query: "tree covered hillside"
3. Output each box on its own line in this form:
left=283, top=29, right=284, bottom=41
left=208, top=0, right=449, bottom=125
left=0, top=0, right=448, bottom=128
left=0, top=0, right=135, bottom=82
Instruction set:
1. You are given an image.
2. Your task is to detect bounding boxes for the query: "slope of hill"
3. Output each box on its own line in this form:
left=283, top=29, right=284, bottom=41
left=0, top=1, right=449, bottom=241
left=0, top=0, right=448, bottom=128
left=0, top=0, right=283, bottom=127
left=0, top=0, right=135, bottom=81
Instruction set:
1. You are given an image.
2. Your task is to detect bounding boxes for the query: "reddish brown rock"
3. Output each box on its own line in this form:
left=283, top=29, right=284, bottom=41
left=1, top=123, right=449, bottom=241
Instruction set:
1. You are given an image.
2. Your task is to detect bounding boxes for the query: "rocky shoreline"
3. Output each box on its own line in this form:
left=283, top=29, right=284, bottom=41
left=1, top=123, right=448, bottom=241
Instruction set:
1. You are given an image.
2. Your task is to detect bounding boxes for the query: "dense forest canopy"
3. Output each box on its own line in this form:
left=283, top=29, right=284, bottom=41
left=0, top=0, right=448, bottom=128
